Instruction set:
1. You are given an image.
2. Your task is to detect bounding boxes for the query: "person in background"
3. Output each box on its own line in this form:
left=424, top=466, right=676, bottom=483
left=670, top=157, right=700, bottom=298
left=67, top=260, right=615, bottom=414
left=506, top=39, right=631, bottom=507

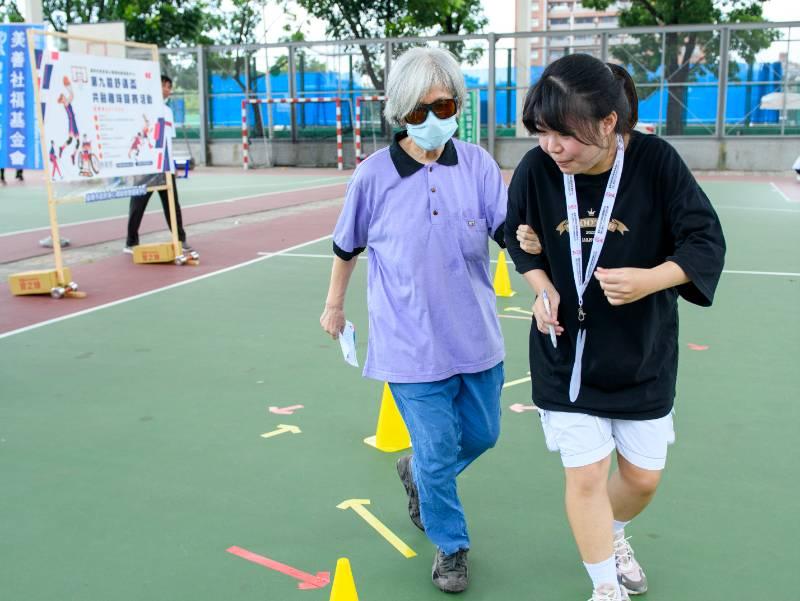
left=0, top=168, right=24, bottom=184
left=124, top=75, right=192, bottom=253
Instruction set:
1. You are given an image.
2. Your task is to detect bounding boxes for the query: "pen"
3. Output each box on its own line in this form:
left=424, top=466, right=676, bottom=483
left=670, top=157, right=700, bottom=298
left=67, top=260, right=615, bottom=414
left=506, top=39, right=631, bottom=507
left=541, top=290, right=558, bottom=349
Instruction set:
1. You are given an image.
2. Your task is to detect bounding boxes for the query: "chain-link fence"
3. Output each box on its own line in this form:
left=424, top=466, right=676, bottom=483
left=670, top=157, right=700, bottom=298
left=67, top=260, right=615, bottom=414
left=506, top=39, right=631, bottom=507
left=159, top=21, right=800, bottom=163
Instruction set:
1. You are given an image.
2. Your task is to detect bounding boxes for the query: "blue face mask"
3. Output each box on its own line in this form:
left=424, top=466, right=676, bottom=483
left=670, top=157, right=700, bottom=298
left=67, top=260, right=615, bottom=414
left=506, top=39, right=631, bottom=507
left=406, top=111, right=458, bottom=151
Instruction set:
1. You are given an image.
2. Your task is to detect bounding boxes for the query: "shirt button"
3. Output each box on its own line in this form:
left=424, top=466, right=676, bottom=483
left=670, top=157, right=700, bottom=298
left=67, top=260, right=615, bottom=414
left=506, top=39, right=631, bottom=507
left=429, top=167, right=433, bottom=172
left=431, top=187, right=436, bottom=193
left=432, top=210, right=439, bottom=216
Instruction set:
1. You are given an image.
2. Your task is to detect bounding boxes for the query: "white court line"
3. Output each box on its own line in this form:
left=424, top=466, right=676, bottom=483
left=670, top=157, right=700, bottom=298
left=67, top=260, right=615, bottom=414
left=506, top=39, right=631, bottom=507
left=0, top=235, right=334, bottom=341
left=0, top=181, right=347, bottom=238
left=724, top=270, right=800, bottom=277
left=769, top=182, right=794, bottom=203
left=715, top=204, right=800, bottom=214
left=264, top=253, right=800, bottom=277
left=4, top=246, right=795, bottom=341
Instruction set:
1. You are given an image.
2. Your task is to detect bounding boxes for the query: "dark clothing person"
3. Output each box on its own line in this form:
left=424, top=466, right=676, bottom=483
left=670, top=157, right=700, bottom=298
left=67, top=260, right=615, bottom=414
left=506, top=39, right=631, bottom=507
left=126, top=173, right=186, bottom=247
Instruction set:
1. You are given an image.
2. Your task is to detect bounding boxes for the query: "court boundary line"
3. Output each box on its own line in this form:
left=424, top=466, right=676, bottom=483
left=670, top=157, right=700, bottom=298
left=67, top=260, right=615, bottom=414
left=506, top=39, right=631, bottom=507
left=262, top=253, right=800, bottom=277
left=769, top=182, right=794, bottom=203
left=0, top=181, right=347, bottom=238
left=0, top=235, right=333, bottom=341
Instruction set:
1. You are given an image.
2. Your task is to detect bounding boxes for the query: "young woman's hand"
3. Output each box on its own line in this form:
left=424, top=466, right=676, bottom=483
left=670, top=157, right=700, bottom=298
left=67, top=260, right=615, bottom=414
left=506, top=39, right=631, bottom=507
left=532, top=287, right=565, bottom=337
left=594, top=267, right=655, bottom=305
left=516, top=224, right=542, bottom=255
left=320, top=304, right=346, bottom=340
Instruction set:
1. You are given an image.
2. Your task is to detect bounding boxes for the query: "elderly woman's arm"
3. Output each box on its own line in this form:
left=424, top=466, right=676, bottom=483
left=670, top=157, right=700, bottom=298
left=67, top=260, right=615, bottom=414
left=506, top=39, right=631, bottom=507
left=320, top=256, right=359, bottom=340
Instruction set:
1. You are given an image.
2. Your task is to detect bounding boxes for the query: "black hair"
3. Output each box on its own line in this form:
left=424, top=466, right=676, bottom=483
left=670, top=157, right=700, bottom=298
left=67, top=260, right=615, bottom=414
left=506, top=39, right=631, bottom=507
left=522, top=54, right=638, bottom=147
left=161, top=74, right=173, bottom=85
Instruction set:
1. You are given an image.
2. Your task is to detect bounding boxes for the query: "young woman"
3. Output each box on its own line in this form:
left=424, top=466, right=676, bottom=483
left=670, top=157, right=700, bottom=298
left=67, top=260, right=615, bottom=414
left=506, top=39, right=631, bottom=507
left=505, top=54, right=725, bottom=601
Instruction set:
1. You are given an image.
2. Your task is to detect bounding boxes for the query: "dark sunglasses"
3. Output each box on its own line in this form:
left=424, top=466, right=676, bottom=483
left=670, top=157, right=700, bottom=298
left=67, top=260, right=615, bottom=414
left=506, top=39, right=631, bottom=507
left=404, top=98, right=459, bottom=125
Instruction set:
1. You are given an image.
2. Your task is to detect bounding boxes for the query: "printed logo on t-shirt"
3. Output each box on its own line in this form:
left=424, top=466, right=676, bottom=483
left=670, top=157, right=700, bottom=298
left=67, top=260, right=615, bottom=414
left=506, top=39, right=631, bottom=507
left=556, top=208, right=629, bottom=244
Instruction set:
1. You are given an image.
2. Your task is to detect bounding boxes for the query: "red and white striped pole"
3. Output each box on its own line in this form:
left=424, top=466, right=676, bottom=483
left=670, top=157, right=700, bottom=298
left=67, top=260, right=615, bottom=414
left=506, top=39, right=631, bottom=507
left=241, top=99, right=249, bottom=170
left=335, top=99, right=343, bottom=171
left=354, top=96, right=387, bottom=166
left=354, top=97, right=362, bottom=165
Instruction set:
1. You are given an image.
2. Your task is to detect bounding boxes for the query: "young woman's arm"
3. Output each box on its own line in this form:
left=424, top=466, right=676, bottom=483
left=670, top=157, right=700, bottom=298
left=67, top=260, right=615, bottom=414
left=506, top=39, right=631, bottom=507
left=594, top=262, right=689, bottom=306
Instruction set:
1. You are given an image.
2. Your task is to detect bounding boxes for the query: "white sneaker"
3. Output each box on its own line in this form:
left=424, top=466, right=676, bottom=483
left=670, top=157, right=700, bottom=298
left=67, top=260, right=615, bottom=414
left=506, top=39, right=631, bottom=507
left=614, top=531, right=648, bottom=595
left=588, top=583, right=629, bottom=601
left=123, top=246, right=134, bottom=254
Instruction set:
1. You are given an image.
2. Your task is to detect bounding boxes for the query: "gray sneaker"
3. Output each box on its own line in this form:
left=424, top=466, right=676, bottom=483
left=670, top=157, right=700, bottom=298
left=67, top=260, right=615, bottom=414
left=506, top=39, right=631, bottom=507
left=396, top=455, right=424, bottom=531
left=614, top=532, right=648, bottom=595
left=432, top=548, right=469, bottom=594
left=588, top=584, right=629, bottom=601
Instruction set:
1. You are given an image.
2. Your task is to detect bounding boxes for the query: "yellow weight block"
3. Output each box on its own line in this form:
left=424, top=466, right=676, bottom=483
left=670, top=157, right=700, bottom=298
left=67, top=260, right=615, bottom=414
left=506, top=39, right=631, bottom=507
left=8, top=268, right=73, bottom=296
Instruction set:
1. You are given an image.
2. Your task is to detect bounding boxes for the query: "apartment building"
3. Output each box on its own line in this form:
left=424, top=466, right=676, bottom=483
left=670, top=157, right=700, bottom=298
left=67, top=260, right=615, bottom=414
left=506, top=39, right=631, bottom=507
left=517, top=0, right=624, bottom=66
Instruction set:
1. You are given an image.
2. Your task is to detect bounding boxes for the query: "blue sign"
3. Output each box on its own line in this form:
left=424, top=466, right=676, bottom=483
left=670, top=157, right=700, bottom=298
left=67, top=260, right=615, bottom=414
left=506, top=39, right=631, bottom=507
left=0, top=24, right=44, bottom=170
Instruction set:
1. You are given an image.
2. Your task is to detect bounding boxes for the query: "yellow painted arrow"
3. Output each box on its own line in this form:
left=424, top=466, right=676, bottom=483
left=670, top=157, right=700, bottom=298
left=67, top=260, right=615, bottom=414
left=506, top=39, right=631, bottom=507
left=336, top=498, right=417, bottom=558
left=261, top=424, right=302, bottom=439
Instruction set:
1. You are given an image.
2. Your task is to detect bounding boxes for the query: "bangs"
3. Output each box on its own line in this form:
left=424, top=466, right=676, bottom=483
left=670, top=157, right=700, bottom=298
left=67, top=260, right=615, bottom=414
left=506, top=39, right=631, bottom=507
left=523, top=76, right=604, bottom=146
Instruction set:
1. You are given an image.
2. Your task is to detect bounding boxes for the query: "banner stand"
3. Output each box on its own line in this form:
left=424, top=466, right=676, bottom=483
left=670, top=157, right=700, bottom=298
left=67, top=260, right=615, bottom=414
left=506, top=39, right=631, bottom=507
left=8, top=30, right=195, bottom=299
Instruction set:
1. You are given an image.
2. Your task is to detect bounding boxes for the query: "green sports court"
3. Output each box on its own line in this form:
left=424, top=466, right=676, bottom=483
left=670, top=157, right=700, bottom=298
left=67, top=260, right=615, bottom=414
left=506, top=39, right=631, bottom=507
left=1, top=168, right=797, bottom=601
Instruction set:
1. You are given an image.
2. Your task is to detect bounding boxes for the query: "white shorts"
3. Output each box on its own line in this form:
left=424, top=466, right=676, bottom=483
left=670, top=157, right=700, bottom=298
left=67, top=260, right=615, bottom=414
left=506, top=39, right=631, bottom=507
left=538, top=409, right=675, bottom=470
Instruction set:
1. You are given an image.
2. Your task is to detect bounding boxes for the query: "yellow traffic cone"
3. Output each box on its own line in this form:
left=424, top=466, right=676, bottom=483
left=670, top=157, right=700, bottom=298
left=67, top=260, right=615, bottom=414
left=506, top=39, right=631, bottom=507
left=364, top=383, right=411, bottom=452
left=329, top=557, right=359, bottom=601
left=494, top=250, right=516, bottom=297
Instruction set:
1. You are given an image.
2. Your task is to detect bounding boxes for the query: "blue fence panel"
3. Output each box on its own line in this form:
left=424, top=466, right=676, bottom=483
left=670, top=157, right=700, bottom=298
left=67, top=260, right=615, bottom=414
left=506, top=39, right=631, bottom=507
left=208, top=61, right=786, bottom=131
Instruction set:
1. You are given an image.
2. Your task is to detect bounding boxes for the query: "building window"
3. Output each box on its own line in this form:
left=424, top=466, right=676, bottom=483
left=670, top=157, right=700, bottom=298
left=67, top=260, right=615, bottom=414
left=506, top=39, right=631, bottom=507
left=532, top=50, right=540, bottom=60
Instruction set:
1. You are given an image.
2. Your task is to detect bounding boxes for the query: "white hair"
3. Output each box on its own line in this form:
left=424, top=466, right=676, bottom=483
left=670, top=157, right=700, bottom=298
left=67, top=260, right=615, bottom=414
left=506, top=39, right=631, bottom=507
left=384, top=47, right=467, bottom=127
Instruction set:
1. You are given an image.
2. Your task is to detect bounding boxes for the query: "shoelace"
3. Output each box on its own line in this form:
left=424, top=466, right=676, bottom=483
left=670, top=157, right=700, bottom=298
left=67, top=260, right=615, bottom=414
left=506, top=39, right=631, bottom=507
left=588, top=588, right=623, bottom=601
left=613, top=535, right=635, bottom=571
left=439, top=550, right=466, bottom=572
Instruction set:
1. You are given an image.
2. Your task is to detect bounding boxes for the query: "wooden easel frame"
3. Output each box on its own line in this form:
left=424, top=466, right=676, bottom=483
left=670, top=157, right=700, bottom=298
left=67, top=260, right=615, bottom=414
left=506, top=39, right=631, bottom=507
left=26, top=30, right=180, bottom=287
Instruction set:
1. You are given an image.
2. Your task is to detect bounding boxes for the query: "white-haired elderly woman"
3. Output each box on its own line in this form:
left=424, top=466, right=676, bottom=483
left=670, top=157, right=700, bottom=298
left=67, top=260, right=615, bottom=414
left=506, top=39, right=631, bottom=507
left=320, top=46, right=508, bottom=594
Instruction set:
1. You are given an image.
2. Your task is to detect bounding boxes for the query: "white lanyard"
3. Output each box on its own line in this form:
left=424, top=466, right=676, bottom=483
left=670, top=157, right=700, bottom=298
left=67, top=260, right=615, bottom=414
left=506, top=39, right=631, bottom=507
left=563, top=134, right=625, bottom=402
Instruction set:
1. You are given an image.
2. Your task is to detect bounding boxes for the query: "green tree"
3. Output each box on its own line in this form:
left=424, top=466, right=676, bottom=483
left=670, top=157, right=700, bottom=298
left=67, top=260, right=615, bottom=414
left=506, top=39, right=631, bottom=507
left=288, top=0, right=487, bottom=91
left=0, top=0, right=24, bottom=22
left=4, top=0, right=222, bottom=47
left=580, top=0, right=777, bottom=134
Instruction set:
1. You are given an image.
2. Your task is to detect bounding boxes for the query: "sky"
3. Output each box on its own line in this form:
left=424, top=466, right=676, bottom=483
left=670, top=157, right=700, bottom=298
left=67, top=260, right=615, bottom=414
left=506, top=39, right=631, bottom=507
left=267, top=0, right=800, bottom=45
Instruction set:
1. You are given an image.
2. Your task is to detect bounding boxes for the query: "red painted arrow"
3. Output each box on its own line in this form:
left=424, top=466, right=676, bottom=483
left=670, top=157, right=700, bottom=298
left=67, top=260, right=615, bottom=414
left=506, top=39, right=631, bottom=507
left=509, top=403, right=538, bottom=413
left=687, top=343, right=709, bottom=351
left=226, top=546, right=330, bottom=590
left=269, top=404, right=304, bottom=415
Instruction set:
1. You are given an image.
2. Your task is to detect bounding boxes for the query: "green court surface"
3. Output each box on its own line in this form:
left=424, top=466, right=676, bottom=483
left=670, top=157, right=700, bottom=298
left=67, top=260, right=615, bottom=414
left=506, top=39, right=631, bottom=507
left=0, top=174, right=350, bottom=235
left=0, top=181, right=798, bottom=600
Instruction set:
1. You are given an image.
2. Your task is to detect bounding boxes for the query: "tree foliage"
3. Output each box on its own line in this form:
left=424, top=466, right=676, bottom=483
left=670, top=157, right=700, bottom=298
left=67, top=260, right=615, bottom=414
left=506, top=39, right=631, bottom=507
left=580, top=0, right=778, bottom=133
left=1, top=0, right=221, bottom=47
left=288, top=0, right=488, bottom=90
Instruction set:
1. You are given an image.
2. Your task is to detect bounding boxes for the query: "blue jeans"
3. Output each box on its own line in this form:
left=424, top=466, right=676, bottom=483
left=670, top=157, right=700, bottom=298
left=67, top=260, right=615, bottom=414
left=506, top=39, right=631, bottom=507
left=389, top=362, right=504, bottom=555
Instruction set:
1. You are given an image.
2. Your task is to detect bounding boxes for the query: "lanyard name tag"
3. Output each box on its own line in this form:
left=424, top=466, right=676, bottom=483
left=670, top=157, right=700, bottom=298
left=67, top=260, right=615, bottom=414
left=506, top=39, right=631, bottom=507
left=563, top=134, right=625, bottom=402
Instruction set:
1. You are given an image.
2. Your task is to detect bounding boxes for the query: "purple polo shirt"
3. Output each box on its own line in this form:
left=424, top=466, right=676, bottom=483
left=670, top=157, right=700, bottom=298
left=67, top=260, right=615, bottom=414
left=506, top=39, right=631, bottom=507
left=333, top=132, right=507, bottom=383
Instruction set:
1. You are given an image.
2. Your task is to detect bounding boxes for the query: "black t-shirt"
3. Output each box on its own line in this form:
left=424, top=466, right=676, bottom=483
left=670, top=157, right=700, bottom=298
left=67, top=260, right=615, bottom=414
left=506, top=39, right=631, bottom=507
left=505, top=132, right=726, bottom=419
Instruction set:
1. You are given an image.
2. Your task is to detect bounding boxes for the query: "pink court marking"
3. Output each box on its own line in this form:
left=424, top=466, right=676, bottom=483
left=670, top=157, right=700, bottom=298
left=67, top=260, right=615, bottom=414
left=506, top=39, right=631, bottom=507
left=226, top=546, right=330, bottom=589
left=687, top=343, right=709, bottom=351
left=269, top=404, right=304, bottom=415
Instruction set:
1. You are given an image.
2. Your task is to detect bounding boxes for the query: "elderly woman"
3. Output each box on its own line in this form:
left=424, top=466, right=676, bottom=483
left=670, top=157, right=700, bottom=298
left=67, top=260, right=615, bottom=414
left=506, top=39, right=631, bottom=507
left=320, top=47, right=507, bottom=594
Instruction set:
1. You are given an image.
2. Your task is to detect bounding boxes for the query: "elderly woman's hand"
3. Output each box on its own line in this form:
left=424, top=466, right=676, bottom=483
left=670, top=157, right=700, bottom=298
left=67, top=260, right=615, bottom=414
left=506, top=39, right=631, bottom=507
left=320, top=304, right=346, bottom=340
left=517, top=225, right=542, bottom=255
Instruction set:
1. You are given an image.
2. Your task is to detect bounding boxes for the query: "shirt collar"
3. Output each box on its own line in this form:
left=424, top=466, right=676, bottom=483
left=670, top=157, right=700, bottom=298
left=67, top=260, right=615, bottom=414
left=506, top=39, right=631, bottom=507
left=389, top=130, right=458, bottom=177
